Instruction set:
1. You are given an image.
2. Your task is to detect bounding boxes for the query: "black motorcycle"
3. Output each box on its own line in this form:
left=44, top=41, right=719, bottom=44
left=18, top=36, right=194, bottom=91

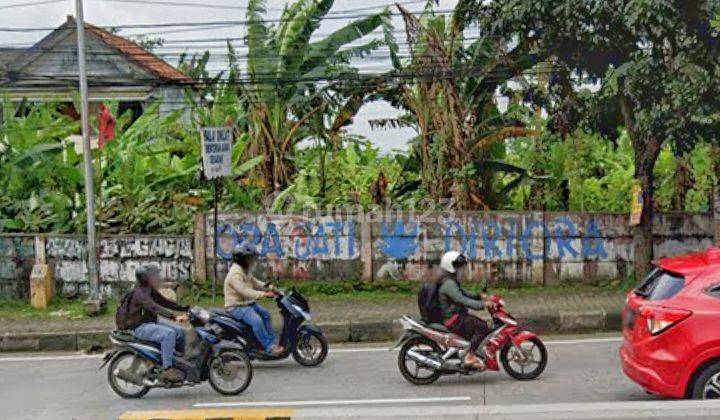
left=210, top=288, right=328, bottom=366
left=101, top=306, right=253, bottom=398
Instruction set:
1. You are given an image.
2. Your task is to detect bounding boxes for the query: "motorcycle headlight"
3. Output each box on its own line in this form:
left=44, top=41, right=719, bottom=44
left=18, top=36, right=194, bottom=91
left=190, top=306, right=211, bottom=323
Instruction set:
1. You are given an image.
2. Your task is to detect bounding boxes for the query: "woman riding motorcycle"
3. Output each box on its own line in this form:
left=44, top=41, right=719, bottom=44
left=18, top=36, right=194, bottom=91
left=223, top=245, right=284, bottom=355
left=438, top=251, right=490, bottom=369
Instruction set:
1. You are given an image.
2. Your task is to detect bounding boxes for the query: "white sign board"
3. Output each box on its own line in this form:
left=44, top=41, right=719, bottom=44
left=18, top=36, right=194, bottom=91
left=201, top=127, right=233, bottom=179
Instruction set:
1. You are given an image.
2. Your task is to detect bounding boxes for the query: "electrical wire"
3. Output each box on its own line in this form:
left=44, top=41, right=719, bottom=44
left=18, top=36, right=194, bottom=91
left=0, top=8, right=458, bottom=32
left=0, top=0, right=65, bottom=10
left=87, top=0, right=426, bottom=14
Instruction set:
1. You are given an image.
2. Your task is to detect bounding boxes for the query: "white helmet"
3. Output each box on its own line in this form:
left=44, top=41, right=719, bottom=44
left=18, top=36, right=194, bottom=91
left=440, top=251, right=468, bottom=273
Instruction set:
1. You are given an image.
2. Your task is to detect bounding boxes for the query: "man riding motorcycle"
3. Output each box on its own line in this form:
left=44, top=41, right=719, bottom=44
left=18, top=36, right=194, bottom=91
left=117, top=265, right=189, bottom=382
left=438, top=251, right=490, bottom=369
left=223, top=245, right=284, bottom=355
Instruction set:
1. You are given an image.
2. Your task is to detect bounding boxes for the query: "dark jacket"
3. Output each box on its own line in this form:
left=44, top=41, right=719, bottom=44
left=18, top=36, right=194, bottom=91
left=438, top=277, right=484, bottom=323
left=123, top=285, right=189, bottom=330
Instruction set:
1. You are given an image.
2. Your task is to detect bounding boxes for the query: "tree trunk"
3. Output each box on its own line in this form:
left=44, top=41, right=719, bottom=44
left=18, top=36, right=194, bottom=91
left=621, top=95, right=660, bottom=279
left=672, top=154, right=690, bottom=212
left=632, top=138, right=662, bottom=279
left=712, top=145, right=720, bottom=246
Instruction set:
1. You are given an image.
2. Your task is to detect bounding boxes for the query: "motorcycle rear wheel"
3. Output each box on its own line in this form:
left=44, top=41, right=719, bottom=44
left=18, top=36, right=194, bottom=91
left=398, top=336, right=443, bottom=385
left=107, top=352, right=150, bottom=399
left=500, top=336, right=547, bottom=380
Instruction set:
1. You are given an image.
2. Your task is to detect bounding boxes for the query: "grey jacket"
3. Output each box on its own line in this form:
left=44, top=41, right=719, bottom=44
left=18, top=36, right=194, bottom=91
left=438, top=277, right=484, bottom=322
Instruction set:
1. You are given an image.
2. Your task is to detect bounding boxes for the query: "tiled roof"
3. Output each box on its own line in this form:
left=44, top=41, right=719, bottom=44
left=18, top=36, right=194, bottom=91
left=67, top=16, right=193, bottom=84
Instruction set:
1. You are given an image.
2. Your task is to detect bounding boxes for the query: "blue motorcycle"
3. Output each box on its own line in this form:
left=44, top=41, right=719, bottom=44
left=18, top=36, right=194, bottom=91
left=101, top=306, right=253, bottom=398
left=211, top=288, right=328, bottom=366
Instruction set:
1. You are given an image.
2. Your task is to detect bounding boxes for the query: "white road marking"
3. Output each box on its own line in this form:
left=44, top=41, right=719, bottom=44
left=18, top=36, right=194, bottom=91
left=0, top=354, right=103, bottom=362
left=194, top=396, right=472, bottom=408
left=0, top=336, right=623, bottom=363
left=545, top=337, right=623, bottom=345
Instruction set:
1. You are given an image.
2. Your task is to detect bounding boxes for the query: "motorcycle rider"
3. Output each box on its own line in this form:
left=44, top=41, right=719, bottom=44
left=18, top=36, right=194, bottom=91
left=121, top=265, right=189, bottom=382
left=224, top=244, right=284, bottom=355
left=437, top=251, right=489, bottom=369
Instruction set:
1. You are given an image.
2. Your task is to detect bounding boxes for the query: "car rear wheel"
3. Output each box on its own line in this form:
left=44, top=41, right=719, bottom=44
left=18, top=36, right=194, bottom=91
left=690, top=361, right=720, bottom=399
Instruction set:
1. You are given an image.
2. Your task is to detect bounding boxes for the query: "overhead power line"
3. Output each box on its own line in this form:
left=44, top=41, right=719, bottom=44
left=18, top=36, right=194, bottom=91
left=88, top=0, right=426, bottom=14
left=0, top=0, right=65, bottom=10
left=0, top=8, right=457, bottom=32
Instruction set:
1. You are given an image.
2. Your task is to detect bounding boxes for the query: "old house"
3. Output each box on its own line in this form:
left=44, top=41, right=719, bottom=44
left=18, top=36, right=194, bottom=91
left=0, top=16, right=193, bottom=119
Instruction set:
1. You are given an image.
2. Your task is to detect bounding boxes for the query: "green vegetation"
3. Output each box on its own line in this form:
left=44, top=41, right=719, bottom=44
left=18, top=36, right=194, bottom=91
left=1, top=0, right=719, bottom=272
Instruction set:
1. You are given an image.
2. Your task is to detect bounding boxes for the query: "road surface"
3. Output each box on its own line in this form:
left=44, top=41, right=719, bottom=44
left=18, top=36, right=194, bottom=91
left=0, top=334, right=658, bottom=419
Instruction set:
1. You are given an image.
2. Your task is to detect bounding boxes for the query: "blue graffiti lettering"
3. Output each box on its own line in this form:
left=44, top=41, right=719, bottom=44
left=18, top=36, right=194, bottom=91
left=505, top=218, right=517, bottom=257
left=582, top=219, right=608, bottom=259
left=293, top=222, right=312, bottom=261
left=260, top=223, right=283, bottom=257
left=521, top=219, right=546, bottom=260
left=482, top=220, right=503, bottom=259
left=380, top=220, right=419, bottom=260
left=326, top=220, right=344, bottom=257
left=312, top=223, right=329, bottom=256
left=553, top=216, right=579, bottom=259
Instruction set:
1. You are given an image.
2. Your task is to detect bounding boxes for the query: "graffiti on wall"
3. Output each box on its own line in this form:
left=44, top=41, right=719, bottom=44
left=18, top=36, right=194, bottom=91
left=213, top=215, right=607, bottom=262
left=46, top=237, right=193, bottom=284
left=46, top=237, right=192, bottom=260
left=435, top=216, right=608, bottom=261
left=216, top=217, right=358, bottom=261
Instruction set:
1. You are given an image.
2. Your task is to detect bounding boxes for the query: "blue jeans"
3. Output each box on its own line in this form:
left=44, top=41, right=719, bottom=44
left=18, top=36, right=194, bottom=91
left=133, top=322, right=185, bottom=368
left=229, top=303, right=276, bottom=352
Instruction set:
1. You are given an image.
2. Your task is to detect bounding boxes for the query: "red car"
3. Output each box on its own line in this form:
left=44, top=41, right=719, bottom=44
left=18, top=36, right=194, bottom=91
left=621, top=247, right=720, bottom=399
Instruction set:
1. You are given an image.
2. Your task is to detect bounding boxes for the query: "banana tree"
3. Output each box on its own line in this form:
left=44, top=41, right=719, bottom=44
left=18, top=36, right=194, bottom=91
left=0, top=101, right=83, bottom=233
left=244, top=0, right=392, bottom=192
left=376, top=2, right=540, bottom=209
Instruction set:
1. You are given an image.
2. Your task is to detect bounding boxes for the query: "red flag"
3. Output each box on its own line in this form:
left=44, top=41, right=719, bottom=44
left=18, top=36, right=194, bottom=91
left=97, top=103, right=116, bottom=149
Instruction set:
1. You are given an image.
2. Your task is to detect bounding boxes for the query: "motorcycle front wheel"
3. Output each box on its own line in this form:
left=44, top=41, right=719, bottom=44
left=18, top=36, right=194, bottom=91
left=292, top=330, right=329, bottom=367
left=500, top=336, right=547, bottom=380
left=107, top=352, right=150, bottom=399
left=397, top=336, right=442, bottom=385
left=208, top=350, right=253, bottom=395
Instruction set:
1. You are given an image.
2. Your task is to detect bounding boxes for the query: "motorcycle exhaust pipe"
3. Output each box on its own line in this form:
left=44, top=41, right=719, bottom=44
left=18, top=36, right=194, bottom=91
left=406, top=349, right=442, bottom=369
left=116, top=368, right=144, bottom=386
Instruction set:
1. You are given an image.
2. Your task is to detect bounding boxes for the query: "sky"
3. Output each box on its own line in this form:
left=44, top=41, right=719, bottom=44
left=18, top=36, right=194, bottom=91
left=0, top=0, right=461, bottom=152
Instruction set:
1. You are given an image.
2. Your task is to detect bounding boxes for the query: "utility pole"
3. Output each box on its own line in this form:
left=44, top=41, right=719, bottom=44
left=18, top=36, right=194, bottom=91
left=74, top=0, right=101, bottom=312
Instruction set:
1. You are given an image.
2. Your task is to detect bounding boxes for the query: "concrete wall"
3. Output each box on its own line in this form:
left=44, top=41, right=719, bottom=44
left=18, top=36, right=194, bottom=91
left=0, top=211, right=712, bottom=299
left=0, top=234, right=193, bottom=299
left=208, top=213, right=362, bottom=283
left=206, top=211, right=714, bottom=286
left=0, top=236, right=35, bottom=299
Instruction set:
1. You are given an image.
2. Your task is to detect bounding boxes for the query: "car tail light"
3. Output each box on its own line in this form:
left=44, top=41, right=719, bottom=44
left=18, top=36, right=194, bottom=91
left=639, top=306, right=692, bottom=335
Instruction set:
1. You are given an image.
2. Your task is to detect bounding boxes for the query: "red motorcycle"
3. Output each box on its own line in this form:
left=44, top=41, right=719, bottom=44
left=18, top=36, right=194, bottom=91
left=394, top=293, right=547, bottom=385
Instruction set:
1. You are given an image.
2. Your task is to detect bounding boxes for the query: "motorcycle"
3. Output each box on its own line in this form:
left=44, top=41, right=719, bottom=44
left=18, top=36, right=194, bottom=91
left=101, top=306, right=253, bottom=398
left=394, top=293, right=547, bottom=385
left=209, top=287, right=328, bottom=366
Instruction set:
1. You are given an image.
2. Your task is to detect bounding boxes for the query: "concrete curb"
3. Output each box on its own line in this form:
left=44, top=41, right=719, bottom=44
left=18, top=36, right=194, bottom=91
left=118, top=400, right=720, bottom=420
left=0, top=309, right=621, bottom=352
left=290, top=400, right=720, bottom=419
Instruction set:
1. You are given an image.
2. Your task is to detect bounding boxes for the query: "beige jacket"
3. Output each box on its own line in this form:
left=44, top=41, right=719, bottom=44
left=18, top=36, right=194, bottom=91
left=223, top=263, right=271, bottom=308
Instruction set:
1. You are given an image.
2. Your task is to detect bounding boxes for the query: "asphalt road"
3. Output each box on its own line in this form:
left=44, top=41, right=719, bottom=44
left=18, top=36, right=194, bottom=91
left=0, top=334, right=658, bottom=420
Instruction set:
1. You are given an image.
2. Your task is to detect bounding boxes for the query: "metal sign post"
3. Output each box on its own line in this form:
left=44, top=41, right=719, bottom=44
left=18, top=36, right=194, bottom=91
left=201, top=127, right=233, bottom=303
left=74, top=0, right=101, bottom=307
left=212, top=178, right=220, bottom=303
